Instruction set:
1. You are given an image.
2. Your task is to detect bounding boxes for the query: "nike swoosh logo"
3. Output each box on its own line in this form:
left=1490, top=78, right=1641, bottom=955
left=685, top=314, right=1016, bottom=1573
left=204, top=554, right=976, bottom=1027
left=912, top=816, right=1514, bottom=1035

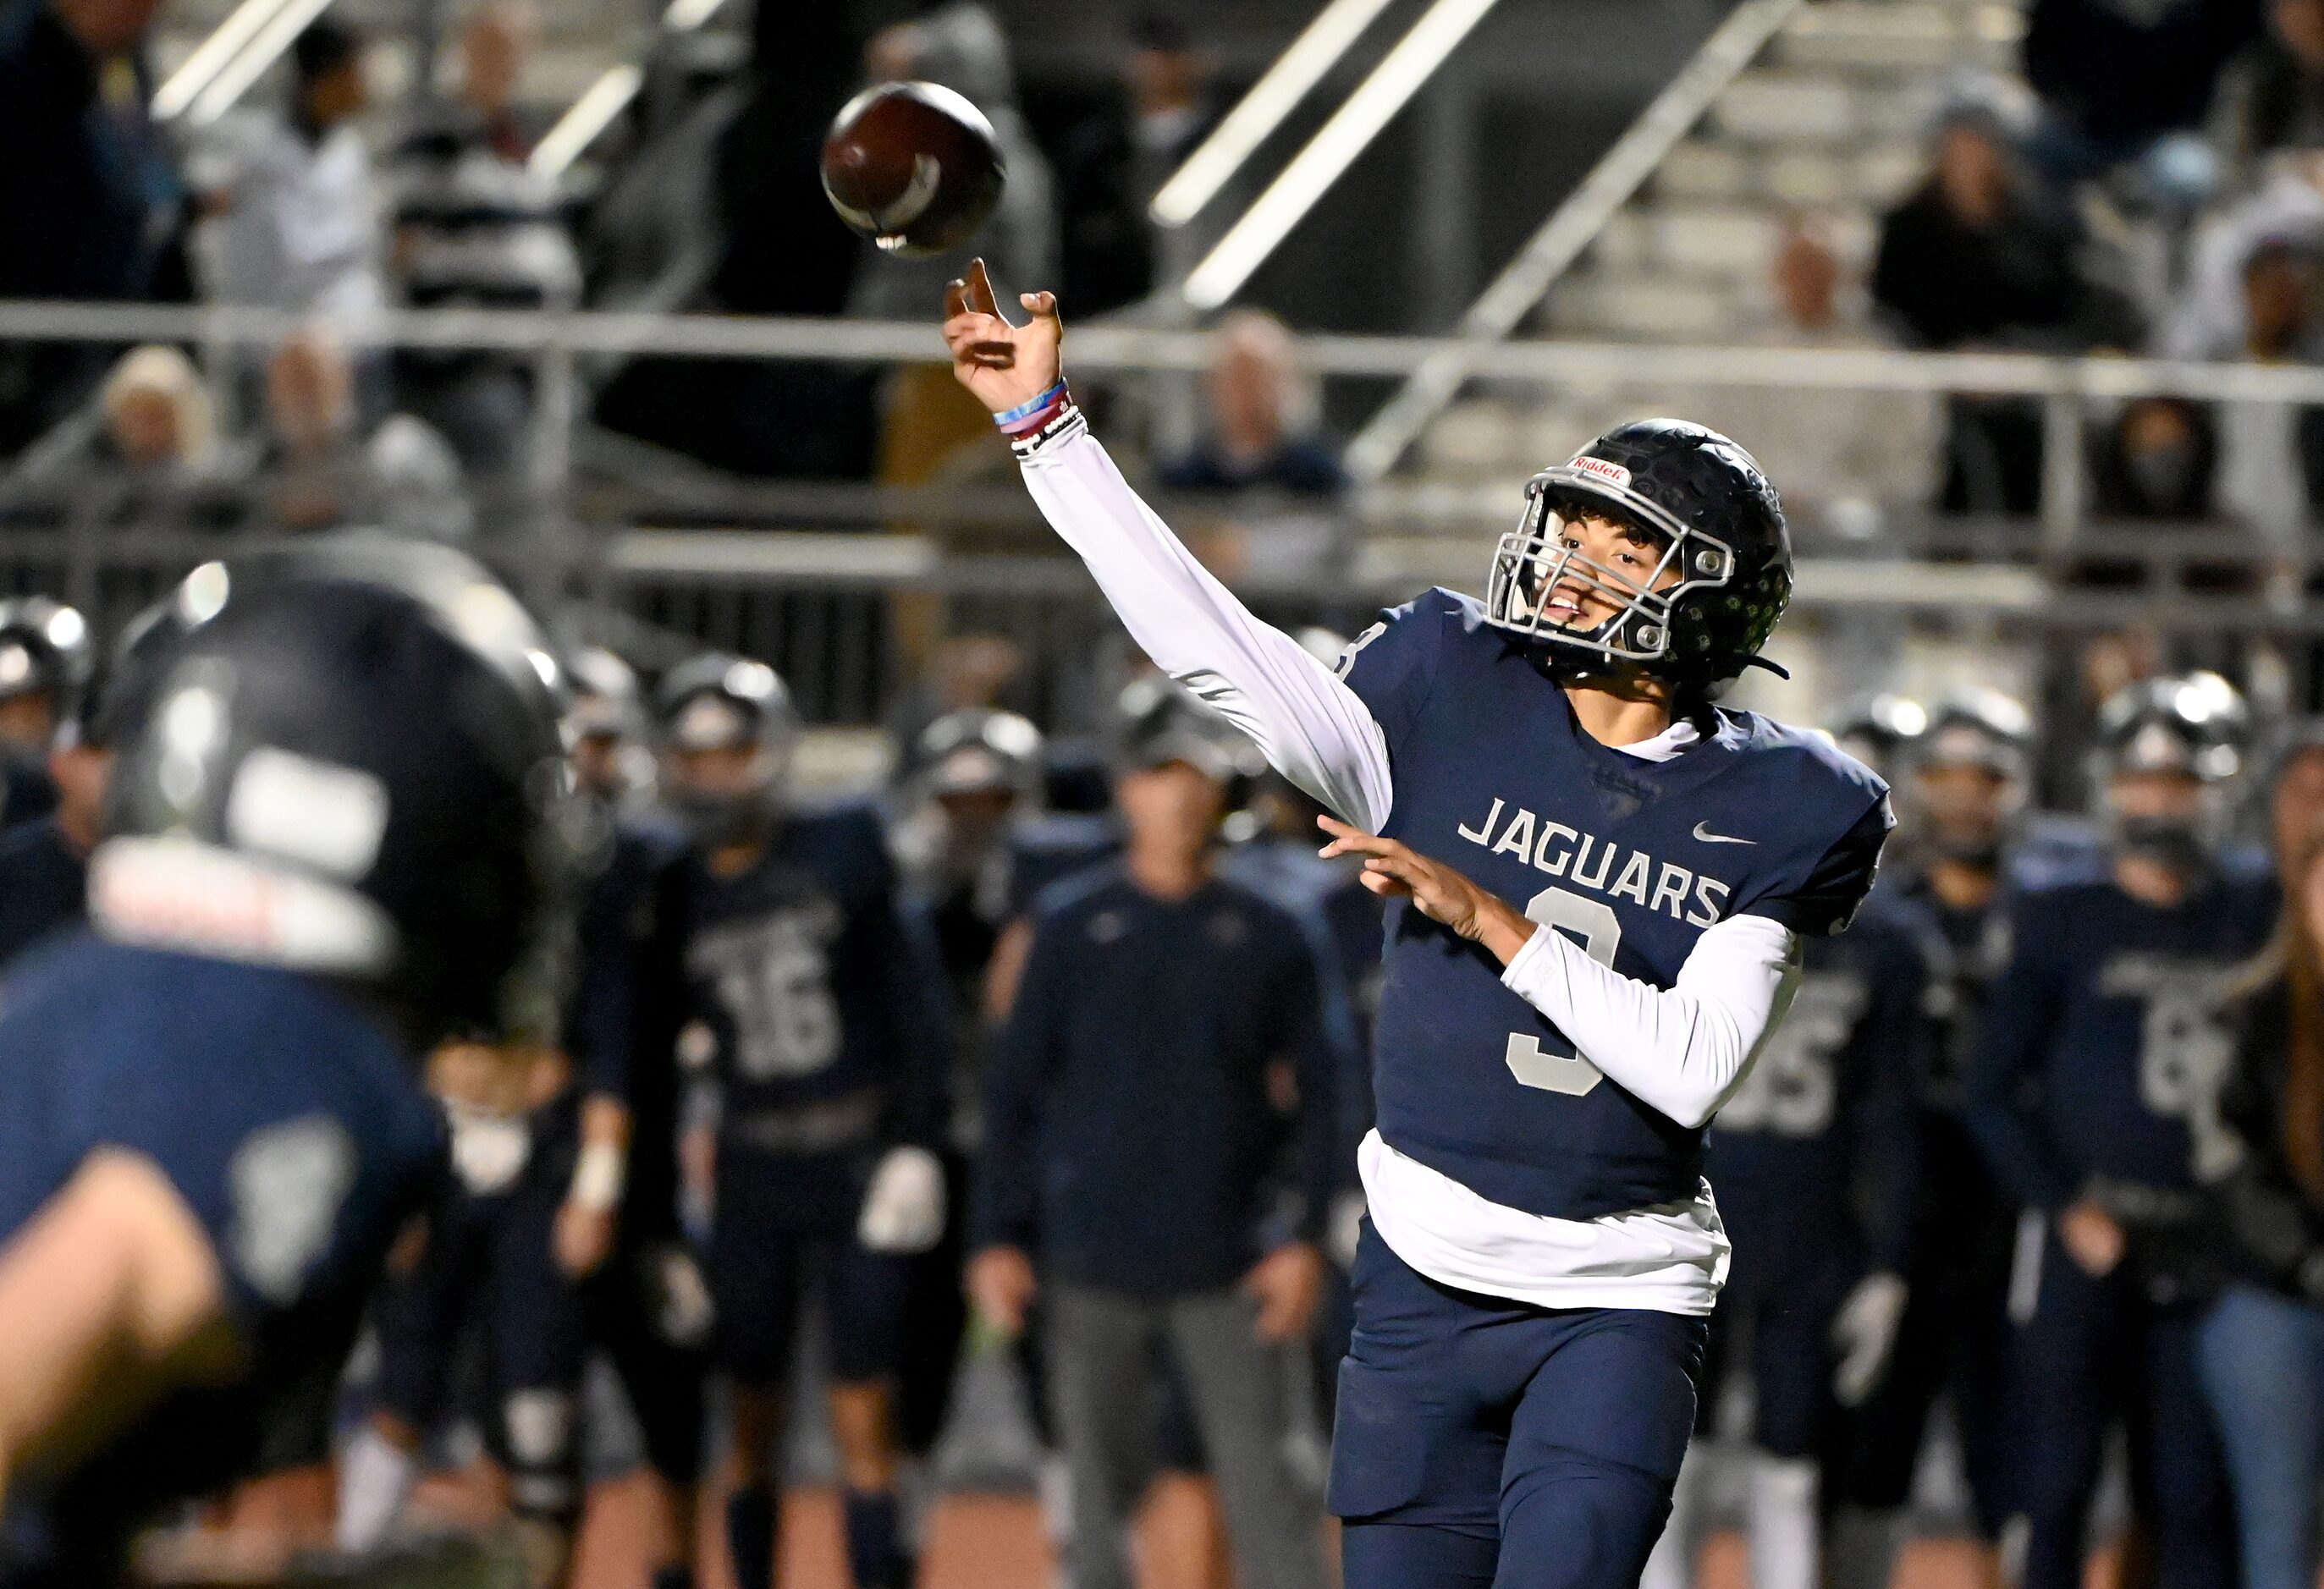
left=1693, top=822, right=1756, bottom=845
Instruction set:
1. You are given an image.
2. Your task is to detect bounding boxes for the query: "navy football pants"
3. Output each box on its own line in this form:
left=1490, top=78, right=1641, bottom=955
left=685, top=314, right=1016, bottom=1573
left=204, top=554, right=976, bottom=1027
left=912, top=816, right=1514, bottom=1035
left=1330, top=1224, right=1707, bottom=1589
left=2004, top=1238, right=2233, bottom=1589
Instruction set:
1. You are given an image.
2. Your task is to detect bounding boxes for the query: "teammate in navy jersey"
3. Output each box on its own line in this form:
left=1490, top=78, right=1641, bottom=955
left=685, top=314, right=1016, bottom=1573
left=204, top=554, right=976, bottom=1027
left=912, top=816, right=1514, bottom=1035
left=944, top=258, right=1890, bottom=1588
left=1829, top=689, right=2032, bottom=1580
left=1649, top=894, right=1921, bottom=1589
left=0, top=541, right=569, bottom=1587
left=658, top=653, right=953, bottom=1589
left=1967, top=674, right=2274, bottom=1589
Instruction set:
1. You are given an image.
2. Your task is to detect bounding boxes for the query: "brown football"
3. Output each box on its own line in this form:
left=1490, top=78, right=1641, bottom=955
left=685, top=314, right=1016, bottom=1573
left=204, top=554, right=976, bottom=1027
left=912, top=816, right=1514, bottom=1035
left=821, top=81, right=1005, bottom=258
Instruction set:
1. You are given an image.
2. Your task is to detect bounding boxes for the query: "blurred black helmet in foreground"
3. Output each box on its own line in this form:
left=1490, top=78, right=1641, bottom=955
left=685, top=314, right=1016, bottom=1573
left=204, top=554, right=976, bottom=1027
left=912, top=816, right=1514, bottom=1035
left=92, top=538, right=573, bottom=1049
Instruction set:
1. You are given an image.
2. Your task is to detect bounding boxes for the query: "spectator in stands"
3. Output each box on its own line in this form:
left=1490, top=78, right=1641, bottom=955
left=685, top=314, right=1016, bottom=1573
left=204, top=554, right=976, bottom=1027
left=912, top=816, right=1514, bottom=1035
left=1873, top=82, right=2142, bottom=514
left=2181, top=234, right=2324, bottom=555
left=89, top=344, right=242, bottom=531
left=1161, top=311, right=1345, bottom=498
left=258, top=327, right=469, bottom=538
left=2217, top=0, right=2324, bottom=180
left=387, top=3, right=578, bottom=478
left=2022, top=0, right=2261, bottom=184
left=969, top=693, right=1334, bottom=1589
left=1057, top=8, right=1219, bottom=316
left=0, top=0, right=184, bottom=460
left=2095, top=398, right=2217, bottom=521
left=2199, top=832, right=2324, bottom=1589
left=190, top=19, right=387, bottom=333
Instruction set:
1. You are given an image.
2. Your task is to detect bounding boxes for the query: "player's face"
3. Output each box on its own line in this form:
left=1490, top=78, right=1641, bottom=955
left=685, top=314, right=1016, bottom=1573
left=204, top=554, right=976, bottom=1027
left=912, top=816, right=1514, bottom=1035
left=570, top=729, right=625, bottom=799
left=0, top=691, right=56, bottom=756
left=666, top=741, right=773, bottom=802
left=1539, top=509, right=1681, bottom=633
left=1915, top=760, right=2012, bottom=852
left=1116, top=760, right=1226, bottom=856
left=2109, top=767, right=2206, bottom=826
left=936, top=787, right=1016, bottom=852
left=2275, top=745, right=2324, bottom=865
left=49, top=744, right=109, bottom=845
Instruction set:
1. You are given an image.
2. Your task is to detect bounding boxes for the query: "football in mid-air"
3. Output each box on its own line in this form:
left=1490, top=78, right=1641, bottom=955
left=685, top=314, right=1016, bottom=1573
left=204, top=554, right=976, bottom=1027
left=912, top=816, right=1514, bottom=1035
left=821, top=81, right=1005, bottom=257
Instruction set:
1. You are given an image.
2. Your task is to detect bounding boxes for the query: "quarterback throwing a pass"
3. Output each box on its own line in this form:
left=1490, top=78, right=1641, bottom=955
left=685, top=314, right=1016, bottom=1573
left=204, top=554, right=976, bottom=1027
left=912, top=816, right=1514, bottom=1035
left=944, top=262, right=1892, bottom=1589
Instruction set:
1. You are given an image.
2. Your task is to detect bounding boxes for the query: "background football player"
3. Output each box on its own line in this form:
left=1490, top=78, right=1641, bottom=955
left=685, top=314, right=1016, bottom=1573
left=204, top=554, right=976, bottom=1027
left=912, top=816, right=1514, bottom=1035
left=1830, top=688, right=2035, bottom=1582
left=1966, top=674, right=2273, bottom=1589
left=1644, top=871, right=1923, bottom=1589
left=657, top=652, right=952, bottom=1589
left=0, top=542, right=568, bottom=1586
left=944, top=259, right=1890, bottom=1589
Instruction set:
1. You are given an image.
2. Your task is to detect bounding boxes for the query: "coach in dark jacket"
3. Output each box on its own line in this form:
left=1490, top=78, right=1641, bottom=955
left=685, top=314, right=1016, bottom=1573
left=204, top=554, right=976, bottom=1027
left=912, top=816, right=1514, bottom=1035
left=967, top=690, right=1335, bottom=1589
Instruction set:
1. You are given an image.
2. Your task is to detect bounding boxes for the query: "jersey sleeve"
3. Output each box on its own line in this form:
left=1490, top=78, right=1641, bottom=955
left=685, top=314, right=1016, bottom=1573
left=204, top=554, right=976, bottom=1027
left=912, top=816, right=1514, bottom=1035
left=71, top=1034, right=436, bottom=1326
left=1016, top=418, right=1395, bottom=829
left=1335, top=593, right=1452, bottom=779
left=1745, top=794, right=1896, bottom=939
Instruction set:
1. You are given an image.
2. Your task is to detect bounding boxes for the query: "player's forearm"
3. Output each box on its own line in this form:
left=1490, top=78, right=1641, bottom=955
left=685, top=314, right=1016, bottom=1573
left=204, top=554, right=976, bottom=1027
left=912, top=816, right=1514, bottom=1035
left=1499, top=912, right=1800, bottom=1129
left=1016, top=416, right=1393, bottom=831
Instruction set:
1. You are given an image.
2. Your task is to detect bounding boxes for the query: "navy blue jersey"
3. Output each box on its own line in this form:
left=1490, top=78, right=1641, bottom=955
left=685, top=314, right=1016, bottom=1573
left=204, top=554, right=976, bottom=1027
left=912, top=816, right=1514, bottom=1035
left=675, top=803, right=951, bottom=1164
left=1339, top=588, right=1892, bottom=1221
left=1707, top=895, right=1925, bottom=1276
left=1967, top=862, right=2278, bottom=1209
left=976, top=864, right=1335, bottom=1295
left=0, top=818, right=82, bottom=971
left=1004, top=810, right=1121, bottom=919
left=0, top=937, right=440, bottom=1581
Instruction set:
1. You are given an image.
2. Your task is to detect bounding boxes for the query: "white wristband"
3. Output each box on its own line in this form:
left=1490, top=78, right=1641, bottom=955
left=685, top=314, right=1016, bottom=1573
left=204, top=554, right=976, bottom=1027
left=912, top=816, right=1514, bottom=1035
left=570, top=1141, right=625, bottom=1213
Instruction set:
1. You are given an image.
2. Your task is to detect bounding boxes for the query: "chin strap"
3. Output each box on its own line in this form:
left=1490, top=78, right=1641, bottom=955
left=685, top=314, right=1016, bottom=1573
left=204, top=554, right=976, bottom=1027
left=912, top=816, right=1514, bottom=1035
left=1743, top=653, right=1792, bottom=679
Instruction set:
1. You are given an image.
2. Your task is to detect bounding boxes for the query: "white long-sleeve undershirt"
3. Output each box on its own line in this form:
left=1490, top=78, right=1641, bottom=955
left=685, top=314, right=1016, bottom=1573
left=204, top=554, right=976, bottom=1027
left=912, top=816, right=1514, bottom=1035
left=1016, top=414, right=1394, bottom=832
left=1501, top=912, right=1803, bottom=1130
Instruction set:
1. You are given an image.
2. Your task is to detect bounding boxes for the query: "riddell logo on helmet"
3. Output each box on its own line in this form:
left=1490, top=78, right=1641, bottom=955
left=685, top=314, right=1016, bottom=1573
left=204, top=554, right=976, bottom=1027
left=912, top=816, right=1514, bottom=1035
left=1569, top=455, right=1633, bottom=489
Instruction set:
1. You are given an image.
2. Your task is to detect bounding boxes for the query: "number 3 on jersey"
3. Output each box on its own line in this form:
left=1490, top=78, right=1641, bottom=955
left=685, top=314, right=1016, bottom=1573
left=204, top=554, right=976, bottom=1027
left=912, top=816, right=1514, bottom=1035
left=1505, top=888, right=1617, bottom=1097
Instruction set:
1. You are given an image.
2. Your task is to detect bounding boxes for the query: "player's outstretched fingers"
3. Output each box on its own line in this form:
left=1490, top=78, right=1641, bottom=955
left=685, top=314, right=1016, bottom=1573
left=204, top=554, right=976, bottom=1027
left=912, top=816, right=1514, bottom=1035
left=964, top=257, right=1005, bottom=321
left=1021, top=290, right=1060, bottom=325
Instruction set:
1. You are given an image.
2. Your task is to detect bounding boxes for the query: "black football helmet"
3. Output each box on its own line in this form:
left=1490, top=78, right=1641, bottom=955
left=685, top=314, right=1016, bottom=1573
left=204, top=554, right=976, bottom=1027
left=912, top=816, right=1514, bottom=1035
left=1913, top=688, right=2033, bottom=782
left=565, top=646, right=643, bottom=744
left=1112, top=677, right=1263, bottom=784
left=911, top=707, right=1044, bottom=801
left=654, top=652, right=797, bottom=848
left=1490, top=419, right=1792, bottom=690
left=2090, top=672, right=2248, bottom=869
left=93, top=539, right=572, bottom=1050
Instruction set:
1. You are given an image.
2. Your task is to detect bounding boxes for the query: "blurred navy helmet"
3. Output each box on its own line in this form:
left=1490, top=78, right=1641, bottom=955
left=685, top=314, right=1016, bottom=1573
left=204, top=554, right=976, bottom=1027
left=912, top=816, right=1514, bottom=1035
left=1911, top=687, right=2032, bottom=782
left=2092, top=672, right=2247, bottom=785
left=94, top=539, right=572, bottom=1049
left=564, top=646, right=642, bottom=744
left=0, top=596, right=88, bottom=709
left=654, top=652, right=797, bottom=848
left=1112, top=676, right=1260, bottom=784
left=2090, top=672, right=2248, bottom=871
left=1829, top=693, right=1928, bottom=782
left=912, top=706, right=1044, bottom=801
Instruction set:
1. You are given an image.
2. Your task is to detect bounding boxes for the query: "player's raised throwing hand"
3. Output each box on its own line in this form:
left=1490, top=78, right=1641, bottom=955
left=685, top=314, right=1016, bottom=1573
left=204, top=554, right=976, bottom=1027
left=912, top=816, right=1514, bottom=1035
left=943, top=257, right=1063, bottom=417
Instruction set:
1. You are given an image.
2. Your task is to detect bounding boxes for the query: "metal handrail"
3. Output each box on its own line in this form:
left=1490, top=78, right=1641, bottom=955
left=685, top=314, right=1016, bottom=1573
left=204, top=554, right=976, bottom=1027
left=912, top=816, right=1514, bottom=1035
left=13, top=300, right=2324, bottom=403
left=1343, top=0, right=1809, bottom=480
